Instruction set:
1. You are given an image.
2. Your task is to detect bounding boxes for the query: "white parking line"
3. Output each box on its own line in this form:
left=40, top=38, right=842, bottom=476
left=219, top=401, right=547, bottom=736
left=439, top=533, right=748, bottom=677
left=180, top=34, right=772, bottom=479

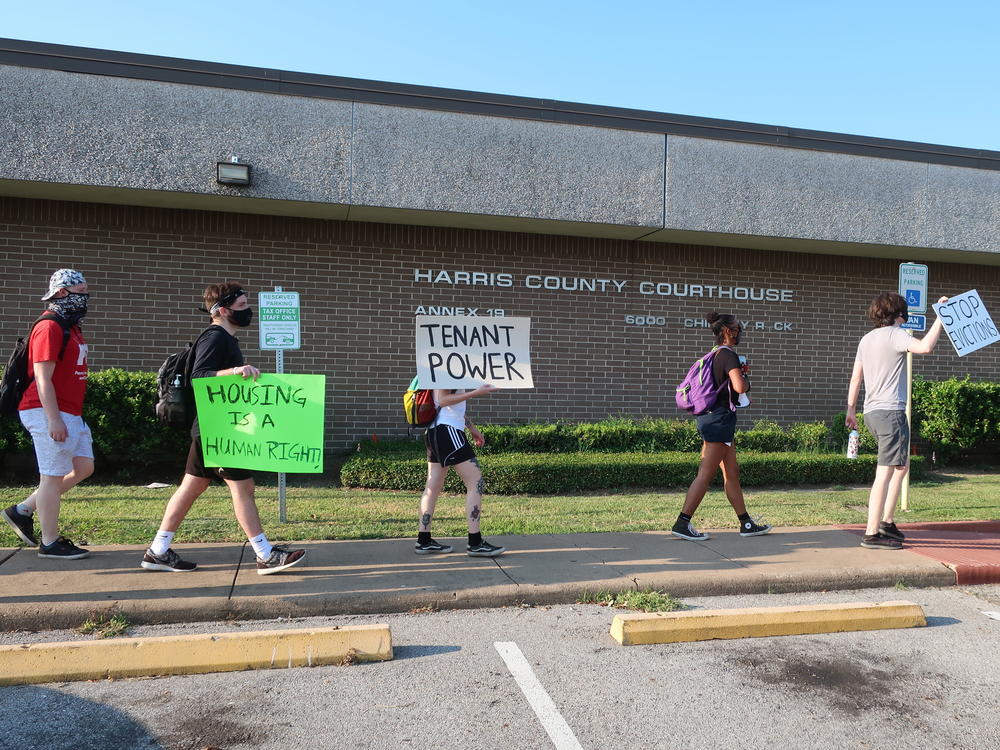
left=494, top=641, right=584, bottom=750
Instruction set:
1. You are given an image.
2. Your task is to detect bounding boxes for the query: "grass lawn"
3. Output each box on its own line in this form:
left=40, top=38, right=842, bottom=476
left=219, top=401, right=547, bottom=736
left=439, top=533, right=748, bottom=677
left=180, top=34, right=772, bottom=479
left=1, top=470, right=997, bottom=547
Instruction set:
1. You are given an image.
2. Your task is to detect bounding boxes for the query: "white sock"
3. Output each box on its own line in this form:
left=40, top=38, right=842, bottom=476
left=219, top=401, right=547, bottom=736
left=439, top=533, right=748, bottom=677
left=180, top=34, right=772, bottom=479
left=249, top=533, right=272, bottom=560
left=150, top=530, right=175, bottom=556
left=16, top=502, right=33, bottom=517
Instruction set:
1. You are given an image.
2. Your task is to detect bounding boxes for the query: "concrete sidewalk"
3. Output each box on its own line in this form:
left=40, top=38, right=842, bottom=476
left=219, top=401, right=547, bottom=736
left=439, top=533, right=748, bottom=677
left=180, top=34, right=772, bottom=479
left=1, top=523, right=996, bottom=631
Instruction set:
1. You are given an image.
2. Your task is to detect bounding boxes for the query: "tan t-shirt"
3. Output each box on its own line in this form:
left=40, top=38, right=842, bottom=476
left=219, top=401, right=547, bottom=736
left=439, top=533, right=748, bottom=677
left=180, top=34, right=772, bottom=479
left=855, top=325, right=911, bottom=413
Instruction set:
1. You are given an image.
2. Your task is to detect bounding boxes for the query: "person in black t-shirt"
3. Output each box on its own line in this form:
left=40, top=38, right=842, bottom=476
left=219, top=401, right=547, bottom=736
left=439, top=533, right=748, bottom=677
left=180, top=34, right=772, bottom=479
left=140, top=282, right=306, bottom=575
left=672, top=311, right=772, bottom=542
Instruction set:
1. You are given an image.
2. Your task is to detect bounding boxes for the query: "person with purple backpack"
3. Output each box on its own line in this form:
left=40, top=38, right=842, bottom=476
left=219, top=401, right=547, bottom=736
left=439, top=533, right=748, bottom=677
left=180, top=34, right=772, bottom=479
left=672, top=311, right=771, bottom=541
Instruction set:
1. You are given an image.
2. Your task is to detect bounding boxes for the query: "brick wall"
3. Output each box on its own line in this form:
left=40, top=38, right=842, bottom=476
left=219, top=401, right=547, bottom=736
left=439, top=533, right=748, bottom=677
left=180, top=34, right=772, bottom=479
left=2, top=196, right=999, bottom=453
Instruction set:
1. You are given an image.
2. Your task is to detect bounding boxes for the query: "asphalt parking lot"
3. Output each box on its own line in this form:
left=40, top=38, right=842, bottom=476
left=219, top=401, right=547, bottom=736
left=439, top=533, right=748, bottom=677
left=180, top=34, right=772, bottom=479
left=2, top=584, right=999, bottom=749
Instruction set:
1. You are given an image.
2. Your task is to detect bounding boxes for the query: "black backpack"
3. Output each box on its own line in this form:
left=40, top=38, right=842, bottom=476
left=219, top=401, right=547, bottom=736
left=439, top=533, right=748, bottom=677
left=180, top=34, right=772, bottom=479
left=154, top=329, right=213, bottom=428
left=0, top=314, right=73, bottom=418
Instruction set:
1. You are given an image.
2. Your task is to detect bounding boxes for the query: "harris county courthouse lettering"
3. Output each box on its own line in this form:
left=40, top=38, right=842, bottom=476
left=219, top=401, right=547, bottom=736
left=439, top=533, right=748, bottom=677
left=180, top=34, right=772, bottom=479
left=2, top=38, right=1000, bottom=454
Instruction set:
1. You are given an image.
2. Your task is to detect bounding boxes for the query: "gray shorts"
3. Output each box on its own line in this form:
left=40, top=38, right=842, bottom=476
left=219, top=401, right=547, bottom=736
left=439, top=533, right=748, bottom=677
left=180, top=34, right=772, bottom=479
left=864, top=409, right=910, bottom=467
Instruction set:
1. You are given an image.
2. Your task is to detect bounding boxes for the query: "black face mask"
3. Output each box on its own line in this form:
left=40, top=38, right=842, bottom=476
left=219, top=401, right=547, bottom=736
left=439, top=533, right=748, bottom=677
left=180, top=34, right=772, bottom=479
left=230, top=308, right=253, bottom=327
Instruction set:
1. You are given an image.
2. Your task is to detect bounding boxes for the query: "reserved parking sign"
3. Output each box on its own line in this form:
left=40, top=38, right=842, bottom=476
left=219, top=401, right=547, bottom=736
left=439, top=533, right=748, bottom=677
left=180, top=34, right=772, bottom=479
left=259, top=291, right=301, bottom=350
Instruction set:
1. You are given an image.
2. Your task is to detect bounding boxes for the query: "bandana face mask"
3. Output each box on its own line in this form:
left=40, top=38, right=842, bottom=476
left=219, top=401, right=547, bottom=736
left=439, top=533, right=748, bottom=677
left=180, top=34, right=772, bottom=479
left=48, top=292, right=88, bottom=324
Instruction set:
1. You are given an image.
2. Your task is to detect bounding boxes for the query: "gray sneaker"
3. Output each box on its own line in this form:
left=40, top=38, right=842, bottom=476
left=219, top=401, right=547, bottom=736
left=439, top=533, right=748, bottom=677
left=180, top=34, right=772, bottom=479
left=141, top=548, right=197, bottom=572
left=256, top=545, right=306, bottom=575
left=2, top=504, right=37, bottom=546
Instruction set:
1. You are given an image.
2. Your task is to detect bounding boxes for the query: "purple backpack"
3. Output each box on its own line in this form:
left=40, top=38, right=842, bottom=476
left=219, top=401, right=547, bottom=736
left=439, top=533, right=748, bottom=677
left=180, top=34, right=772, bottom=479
left=675, top=347, right=732, bottom=415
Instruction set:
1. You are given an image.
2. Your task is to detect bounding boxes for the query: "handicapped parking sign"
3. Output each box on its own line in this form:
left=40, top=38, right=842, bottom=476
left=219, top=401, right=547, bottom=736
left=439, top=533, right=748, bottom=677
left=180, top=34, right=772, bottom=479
left=899, top=263, right=928, bottom=314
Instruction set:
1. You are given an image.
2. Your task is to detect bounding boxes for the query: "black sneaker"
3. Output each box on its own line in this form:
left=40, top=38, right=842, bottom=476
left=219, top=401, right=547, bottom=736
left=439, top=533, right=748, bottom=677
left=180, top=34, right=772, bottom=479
left=739, top=517, right=773, bottom=537
left=415, top=538, right=453, bottom=555
left=671, top=521, right=709, bottom=541
left=141, top=548, right=197, bottom=572
left=256, top=545, right=306, bottom=575
left=860, top=533, right=903, bottom=550
left=37, top=536, right=90, bottom=560
left=467, top=540, right=505, bottom=557
left=878, top=521, right=905, bottom=542
left=2, top=504, right=37, bottom=546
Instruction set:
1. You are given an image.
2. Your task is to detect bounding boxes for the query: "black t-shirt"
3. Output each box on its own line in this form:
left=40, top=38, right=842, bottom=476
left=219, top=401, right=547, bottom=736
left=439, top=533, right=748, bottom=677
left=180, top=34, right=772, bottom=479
left=711, top=346, right=742, bottom=409
left=190, top=326, right=244, bottom=437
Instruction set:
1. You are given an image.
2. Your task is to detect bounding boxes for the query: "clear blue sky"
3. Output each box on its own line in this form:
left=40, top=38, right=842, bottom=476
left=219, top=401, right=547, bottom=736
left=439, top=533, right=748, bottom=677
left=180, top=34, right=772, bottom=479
left=5, top=0, right=999, bottom=151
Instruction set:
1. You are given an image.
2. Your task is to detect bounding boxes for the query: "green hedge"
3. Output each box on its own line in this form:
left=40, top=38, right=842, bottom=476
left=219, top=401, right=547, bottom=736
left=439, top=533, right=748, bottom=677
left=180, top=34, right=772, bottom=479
left=363, top=417, right=831, bottom=455
left=3, top=366, right=996, bottom=476
left=830, top=377, right=1000, bottom=463
left=342, top=451, right=926, bottom=494
left=911, top=376, right=1000, bottom=462
left=0, top=369, right=189, bottom=478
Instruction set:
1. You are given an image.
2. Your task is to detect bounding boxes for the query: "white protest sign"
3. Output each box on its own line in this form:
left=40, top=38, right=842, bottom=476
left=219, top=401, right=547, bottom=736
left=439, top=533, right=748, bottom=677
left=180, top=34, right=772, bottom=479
left=933, top=290, right=1000, bottom=357
left=416, top=316, right=534, bottom=389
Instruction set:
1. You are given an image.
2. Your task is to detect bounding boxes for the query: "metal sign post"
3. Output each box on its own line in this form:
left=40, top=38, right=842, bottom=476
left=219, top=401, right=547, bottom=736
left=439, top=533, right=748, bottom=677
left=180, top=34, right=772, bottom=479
left=898, top=263, right=928, bottom=512
left=259, top=286, right=301, bottom=523
left=901, top=347, right=913, bottom=511
left=275, top=345, right=286, bottom=522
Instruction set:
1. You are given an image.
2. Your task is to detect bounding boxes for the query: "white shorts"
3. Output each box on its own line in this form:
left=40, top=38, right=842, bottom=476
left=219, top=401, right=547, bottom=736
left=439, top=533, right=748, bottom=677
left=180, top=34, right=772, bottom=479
left=19, top=408, right=94, bottom=477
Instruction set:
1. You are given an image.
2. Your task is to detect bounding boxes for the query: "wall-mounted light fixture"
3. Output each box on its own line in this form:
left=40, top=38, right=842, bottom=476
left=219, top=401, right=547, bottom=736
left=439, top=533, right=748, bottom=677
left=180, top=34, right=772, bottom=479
left=216, top=156, right=251, bottom=186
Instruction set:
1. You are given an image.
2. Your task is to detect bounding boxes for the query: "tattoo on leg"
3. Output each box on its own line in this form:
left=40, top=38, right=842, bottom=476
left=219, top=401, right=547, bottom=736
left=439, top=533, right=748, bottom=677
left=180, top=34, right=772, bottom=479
left=421, top=512, right=431, bottom=529
left=470, top=456, right=480, bottom=467
left=476, top=477, right=485, bottom=495
left=470, top=505, right=480, bottom=521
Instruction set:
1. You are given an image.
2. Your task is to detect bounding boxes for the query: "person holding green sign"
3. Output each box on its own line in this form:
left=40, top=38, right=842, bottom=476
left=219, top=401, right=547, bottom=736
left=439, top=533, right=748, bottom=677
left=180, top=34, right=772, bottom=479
left=140, top=282, right=306, bottom=575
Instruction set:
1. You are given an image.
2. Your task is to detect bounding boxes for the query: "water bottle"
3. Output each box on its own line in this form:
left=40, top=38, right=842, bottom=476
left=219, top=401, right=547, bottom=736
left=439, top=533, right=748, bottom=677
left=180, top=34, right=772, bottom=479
left=736, top=355, right=751, bottom=408
left=167, top=374, right=184, bottom=404
left=846, top=429, right=860, bottom=459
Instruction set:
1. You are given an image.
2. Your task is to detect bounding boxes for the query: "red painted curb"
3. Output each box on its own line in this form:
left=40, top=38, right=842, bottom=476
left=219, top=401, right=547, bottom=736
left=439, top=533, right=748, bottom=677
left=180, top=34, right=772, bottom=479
left=840, top=521, right=1000, bottom=584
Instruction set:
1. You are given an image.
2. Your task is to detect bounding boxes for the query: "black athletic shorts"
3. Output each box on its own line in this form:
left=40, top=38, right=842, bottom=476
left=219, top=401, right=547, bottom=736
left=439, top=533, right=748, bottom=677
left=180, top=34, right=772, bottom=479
left=425, top=424, right=476, bottom=467
left=185, top=437, right=254, bottom=482
left=695, top=405, right=738, bottom=444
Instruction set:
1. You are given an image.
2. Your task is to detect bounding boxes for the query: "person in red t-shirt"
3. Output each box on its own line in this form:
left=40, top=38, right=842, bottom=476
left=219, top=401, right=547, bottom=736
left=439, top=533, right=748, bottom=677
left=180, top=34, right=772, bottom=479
left=1, top=269, right=94, bottom=560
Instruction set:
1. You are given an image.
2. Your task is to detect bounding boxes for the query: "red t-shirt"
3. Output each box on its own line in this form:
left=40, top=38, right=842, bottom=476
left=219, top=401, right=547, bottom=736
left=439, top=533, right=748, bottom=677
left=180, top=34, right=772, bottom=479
left=18, top=319, right=89, bottom=416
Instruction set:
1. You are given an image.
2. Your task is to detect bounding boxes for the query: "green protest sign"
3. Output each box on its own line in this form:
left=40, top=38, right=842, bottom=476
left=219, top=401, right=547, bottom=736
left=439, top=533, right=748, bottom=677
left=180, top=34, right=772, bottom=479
left=193, top=373, right=326, bottom=473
